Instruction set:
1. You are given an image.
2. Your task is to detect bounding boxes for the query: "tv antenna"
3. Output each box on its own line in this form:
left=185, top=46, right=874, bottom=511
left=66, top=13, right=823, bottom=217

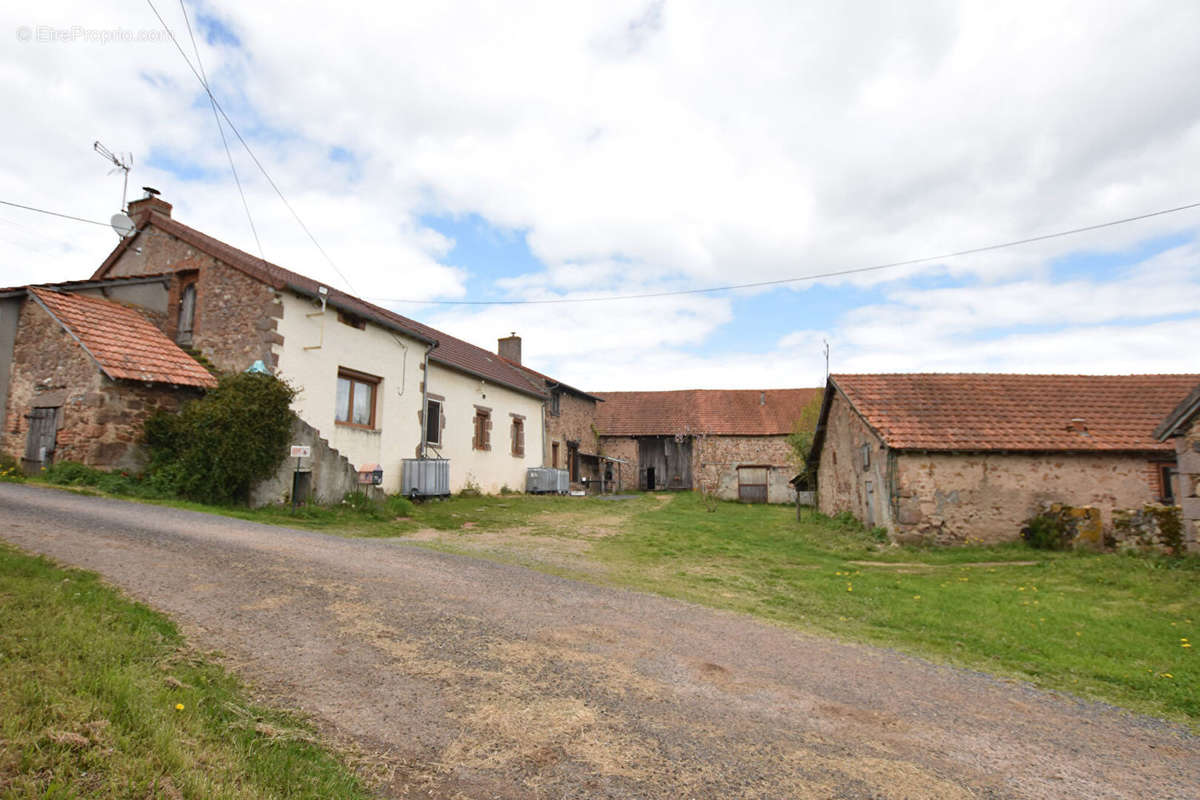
left=823, top=338, right=830, bottom=379
left=94, top=141, right=136, bottom=238
left=93, top=141, right=132, bottom=211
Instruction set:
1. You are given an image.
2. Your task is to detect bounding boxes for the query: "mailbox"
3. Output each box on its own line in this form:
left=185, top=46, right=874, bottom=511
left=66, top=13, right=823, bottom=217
left=357, top=463, right=383, bottom=486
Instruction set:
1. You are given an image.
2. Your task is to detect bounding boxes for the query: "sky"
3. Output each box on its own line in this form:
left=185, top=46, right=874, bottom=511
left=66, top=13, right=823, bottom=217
left=1, top=0, right=1198, bottom=390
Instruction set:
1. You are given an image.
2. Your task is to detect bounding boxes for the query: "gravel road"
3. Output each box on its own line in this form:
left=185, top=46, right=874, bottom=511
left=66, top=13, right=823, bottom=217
left=1, top=483, right=1196, bottom=799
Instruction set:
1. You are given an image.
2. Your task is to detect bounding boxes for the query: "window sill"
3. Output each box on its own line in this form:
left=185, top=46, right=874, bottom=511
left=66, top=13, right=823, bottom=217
left=335, top=422, right=381, bottom=435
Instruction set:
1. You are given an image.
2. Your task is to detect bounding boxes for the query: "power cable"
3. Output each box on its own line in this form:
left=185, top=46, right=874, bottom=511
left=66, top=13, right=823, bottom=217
left=0, top=200, right=112, bottom=228
left=366, top=199, right=1200, bottom=305
left=144, top=0, right=359, bottom=295
left=177, top=0, right=264, bottom=260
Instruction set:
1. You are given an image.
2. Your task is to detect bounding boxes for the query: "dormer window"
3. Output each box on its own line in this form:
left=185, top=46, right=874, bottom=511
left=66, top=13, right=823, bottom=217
left=177, top=283, right=196, bottom=346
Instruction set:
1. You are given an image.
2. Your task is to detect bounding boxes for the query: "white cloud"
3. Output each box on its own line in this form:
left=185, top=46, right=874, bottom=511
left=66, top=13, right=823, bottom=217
left=1, top=1, right=1198, bottom=387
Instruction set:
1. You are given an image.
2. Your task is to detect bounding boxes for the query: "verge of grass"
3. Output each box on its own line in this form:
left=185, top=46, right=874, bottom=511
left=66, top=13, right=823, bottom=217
left=0, top=541, right=371, bottom=799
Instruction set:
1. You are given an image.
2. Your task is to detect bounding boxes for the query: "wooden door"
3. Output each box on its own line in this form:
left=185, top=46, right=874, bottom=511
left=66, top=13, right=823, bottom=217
left=24, top=407, right=58, bottom=467
left=738, top=466, right=769, bottom=503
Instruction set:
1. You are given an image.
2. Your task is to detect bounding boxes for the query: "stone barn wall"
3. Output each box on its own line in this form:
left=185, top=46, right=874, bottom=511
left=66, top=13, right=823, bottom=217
left=1174, top=416, right=1200, bottom=552
left=597, top=436, right=638, bottom=491
left=892, top=452, right=1166, bottom=545
left=816, top=391, right=891, bottom=528
left=695, top=435, right=797, bottom=503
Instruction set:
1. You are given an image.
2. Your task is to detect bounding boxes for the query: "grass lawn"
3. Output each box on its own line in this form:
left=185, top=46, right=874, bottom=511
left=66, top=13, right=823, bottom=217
left=0, top=541, right=371, bottom=799
left=12, top=473, right=1200, bottom=727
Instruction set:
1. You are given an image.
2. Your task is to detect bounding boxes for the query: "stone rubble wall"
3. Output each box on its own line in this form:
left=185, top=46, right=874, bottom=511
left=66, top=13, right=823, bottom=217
left=1175, top=416, right=1200, bottom=553
left=105, top=230, right=282, bottom=374
left=695, top=435, right=797, bottom=503
left=1110, top=504, right=1190, bottom=554
left=894, top=452, right=1166, bottom=545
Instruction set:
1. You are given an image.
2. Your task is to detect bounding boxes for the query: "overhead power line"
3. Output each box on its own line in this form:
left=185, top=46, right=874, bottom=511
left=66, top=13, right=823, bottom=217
left=177, top=0, right=263, bottom=260
left=0, top=200, right=112, bottom=228
left=365, top=199, right=1200, bottom=306
left=144, top=0, right=358, bottom=294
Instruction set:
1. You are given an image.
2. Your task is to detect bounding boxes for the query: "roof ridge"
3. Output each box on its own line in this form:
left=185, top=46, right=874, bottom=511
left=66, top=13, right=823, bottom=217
left=102, top=212, right=547, bottom=398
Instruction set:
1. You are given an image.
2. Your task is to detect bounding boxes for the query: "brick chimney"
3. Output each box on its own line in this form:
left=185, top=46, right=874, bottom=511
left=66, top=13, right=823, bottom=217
left=498, top=333, right=521, bottom=365
left=127, top=186, right=172, bottom=224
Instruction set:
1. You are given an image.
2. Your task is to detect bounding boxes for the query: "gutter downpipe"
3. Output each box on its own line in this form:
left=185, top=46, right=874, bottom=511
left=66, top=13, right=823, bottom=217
left=420, top=340, right=437, bottom=459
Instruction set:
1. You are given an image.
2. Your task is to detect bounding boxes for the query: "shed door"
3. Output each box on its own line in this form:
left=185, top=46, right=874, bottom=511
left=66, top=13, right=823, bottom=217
left=24, top=407, right=58, bottom=466
left=738, top=466, right=769, bottom=503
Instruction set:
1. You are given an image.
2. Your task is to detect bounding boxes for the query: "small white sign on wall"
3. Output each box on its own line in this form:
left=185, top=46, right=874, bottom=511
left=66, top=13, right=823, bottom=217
left=290, top=445, right=312, bottom=459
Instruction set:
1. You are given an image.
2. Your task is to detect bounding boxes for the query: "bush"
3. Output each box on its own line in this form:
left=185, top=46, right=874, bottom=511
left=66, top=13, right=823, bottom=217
left=1021, top=512, right=1073, bottom=550
left=339, top=492, right=415, bottom=520
left=144, top=373, right=296, bottom=505
left=41, top=461, right=144, bottom=496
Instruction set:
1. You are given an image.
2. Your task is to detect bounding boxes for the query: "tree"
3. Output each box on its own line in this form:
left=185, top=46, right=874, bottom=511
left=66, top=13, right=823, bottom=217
left=785, top=393, right=824, bottom=487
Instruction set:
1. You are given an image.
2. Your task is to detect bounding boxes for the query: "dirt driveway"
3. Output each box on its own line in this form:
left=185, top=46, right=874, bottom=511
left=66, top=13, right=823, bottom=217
left=1, top=483, right=1196, bottom=799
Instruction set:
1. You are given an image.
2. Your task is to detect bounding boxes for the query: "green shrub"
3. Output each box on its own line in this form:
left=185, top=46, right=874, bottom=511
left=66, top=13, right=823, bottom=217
left=384, top=494, right=415, bottom=518
left=338, top=492, right=415, bottom=521
left=1021, top=512, right=1073, bottom=550
left=144, top=373, right=296, bottom=505
left=40, top=461, right=147, bottom=496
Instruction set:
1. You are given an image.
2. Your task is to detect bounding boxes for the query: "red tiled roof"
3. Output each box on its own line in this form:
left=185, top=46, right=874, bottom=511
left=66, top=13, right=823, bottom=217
left=93, top=213, right=546, bottom=399
left=29, top=287, right=217, bottom=389
left=831, top=373, right=1200, bottom=453
left=594, top=388, right=823, bottom=436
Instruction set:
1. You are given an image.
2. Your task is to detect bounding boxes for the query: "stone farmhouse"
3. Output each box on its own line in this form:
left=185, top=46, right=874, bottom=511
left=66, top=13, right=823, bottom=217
left=2, top=191, right=560, bottom=495
left=810, top=373, right=1200, bottom=545
left=595, top=388, right=822, bottom=502
left=1155, top=383, right=1200, bottom=550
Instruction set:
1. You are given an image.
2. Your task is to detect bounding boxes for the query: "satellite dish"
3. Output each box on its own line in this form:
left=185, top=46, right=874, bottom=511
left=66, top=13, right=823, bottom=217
left=110, top=212, right=135, bottom=239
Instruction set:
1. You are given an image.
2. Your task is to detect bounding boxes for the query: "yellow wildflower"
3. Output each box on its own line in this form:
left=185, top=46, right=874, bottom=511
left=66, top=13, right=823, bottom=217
left=175, top=703, right=184, bottom=711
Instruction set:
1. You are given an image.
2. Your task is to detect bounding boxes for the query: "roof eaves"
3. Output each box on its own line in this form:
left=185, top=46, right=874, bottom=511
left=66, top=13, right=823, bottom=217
left=1154, top=384, right=1200, bottom=441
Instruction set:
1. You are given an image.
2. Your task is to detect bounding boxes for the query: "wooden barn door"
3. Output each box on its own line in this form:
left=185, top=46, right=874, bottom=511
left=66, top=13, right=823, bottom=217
left=738, top=466, right=769, bottom=503
left=23, top=407, right=58, bottom=469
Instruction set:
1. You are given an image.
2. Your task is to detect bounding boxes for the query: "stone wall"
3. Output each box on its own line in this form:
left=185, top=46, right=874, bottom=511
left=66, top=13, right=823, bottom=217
left=893, top=452, right=1166, bottom=544
left=1174, top=416, right=1200, bottom=552
left=695, top=434, right=797, bottom=503
left=1, top=299, right=196, bottom=470
left=1110, top=505, right=1190, bottom=553
left=815, top=391, right=891, bottom=527
left=597, top=435, right=638, bottom=490
left=250, top=416, right=361, bottom=507
left=105, top=230, right=283, bottom=374
left=546, top=390, right=599, bottom=465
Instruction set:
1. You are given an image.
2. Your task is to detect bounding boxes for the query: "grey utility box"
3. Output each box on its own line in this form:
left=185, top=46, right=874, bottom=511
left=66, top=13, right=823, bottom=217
left=401, top=458, right=450, bottom=497
left=526, top=467, right=569, bottom=494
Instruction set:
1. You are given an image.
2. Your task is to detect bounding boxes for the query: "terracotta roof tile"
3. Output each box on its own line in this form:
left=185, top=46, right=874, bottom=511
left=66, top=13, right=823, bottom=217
left=29, top=287, right=217, bottom=389
left=94, top=213, right=545, bottom=399
left=831, top=373, right=1200, bottom=453
left=595, top=388, right=822, bottom=436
